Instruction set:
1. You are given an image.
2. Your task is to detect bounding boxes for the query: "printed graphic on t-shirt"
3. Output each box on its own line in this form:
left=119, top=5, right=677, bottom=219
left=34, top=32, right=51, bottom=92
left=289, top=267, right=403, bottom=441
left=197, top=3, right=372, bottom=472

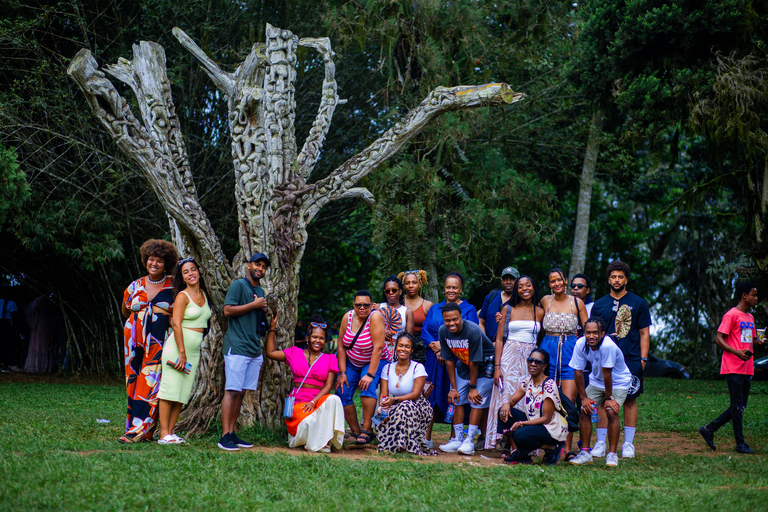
left=740, top=321, right=755, bottom=344
left=615, top=304, right=632, bottom=338
left=446, top=337, right=470, bottom=366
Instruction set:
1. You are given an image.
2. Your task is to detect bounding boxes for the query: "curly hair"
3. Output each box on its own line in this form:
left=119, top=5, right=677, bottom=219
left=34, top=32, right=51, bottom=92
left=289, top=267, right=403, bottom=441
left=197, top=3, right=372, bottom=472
left=398, top=269, right=429, bottom=287
left=173, top=257, right=209, bottom=300
left=605, top=260, right=630, bottom=280
left=140, top=239, right=179, bottom=273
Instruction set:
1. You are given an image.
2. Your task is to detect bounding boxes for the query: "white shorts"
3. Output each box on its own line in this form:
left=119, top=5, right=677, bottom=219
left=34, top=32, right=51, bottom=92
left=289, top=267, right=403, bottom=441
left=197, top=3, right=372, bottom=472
left=455, top=372, right=493, bottom=409
left=224, top=349, right=264, bottom=392
left=586, top=384, right=628, bottom=408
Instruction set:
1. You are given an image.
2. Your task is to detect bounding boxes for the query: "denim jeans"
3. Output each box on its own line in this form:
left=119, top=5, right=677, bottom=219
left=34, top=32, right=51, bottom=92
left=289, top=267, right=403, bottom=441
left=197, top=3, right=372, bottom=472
left=706, top=373, right=751, bottom=444
left=498, top=408, right=559, bottom=452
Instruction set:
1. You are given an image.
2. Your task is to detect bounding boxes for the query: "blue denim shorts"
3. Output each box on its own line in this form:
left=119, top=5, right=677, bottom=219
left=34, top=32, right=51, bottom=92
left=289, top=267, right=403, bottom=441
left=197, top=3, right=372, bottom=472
left=337, top=359, right=387, bottom=406
left=455, top=371, right=493, bottom=409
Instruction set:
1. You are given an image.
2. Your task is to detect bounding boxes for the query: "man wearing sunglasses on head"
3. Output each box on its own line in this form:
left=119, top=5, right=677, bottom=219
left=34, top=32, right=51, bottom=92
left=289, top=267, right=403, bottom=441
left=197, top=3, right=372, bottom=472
left=570, top=273, right=594, bottom=317
left=568, top=317, right=633, bottom=467
left=590, top=261, right=651, bottom=460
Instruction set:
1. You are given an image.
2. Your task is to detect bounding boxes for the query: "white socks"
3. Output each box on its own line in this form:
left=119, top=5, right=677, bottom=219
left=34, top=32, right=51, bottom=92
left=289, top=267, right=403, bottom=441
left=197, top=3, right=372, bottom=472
left=624, top=426, right=636, bottom=445
left=596, top=428, right=607, bottom=444
left=453, top=424, right=465, bottom=441
left=467, top=424, right=479, bottom=441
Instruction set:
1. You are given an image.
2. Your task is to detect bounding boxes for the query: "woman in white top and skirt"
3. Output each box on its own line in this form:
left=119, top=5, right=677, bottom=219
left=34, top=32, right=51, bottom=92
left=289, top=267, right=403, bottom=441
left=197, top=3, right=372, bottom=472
left=485, top=276, right=544, bottom=450
left=376, top=333, right=434, bottom=455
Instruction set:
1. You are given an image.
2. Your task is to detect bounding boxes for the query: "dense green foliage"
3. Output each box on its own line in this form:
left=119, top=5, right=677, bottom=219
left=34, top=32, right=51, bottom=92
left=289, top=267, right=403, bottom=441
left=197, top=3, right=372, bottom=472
left=1, top=377, right=766, bottom=510
left=2, top=0, right=768, bottom=375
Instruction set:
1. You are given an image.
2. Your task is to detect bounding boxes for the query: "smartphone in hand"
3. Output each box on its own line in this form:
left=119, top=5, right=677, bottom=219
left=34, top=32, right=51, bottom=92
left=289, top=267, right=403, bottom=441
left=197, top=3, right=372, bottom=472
left=166, top=358, right=192, bottom=374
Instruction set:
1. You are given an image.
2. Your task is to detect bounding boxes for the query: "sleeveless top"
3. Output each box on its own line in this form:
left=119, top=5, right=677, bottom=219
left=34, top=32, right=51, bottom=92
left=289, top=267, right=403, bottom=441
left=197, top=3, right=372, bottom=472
left=180, top=291, right=211, bottom=329
left=412, top=301, right=427, bottom=335
left=343, top=310, right=374, bottom=368
left=506, top=320, right=538, bottom=344
left=542, top=296, right=579, bottom=336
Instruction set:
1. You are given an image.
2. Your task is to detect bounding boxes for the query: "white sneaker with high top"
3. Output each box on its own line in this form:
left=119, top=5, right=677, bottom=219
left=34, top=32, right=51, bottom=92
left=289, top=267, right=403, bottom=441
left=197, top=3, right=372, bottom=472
left=621, top=442, right=635, bottom=458
left=569, top=450, right=593, bottom=465
left=458, top=436, right=475, bottom=455
left=439, top=438, right=463, bottom=453
left=606, top=452, right=619, bottom=466
left=590, top=440, right=606, bottom=457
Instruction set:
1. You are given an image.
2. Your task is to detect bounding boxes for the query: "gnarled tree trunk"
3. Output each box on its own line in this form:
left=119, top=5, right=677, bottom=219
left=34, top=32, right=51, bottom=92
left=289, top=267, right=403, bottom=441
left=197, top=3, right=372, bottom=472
left=68, top=25, right=523, bottom=432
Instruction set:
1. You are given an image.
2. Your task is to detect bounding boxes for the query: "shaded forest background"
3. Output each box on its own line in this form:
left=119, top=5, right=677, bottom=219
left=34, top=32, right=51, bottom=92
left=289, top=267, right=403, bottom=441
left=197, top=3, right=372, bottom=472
left=2, top=0, right=768, bottom=378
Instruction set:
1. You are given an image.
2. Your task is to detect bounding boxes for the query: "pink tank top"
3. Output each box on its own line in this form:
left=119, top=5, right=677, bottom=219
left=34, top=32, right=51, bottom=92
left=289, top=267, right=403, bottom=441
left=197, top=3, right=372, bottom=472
left=343, top=310, right=374, bottom=368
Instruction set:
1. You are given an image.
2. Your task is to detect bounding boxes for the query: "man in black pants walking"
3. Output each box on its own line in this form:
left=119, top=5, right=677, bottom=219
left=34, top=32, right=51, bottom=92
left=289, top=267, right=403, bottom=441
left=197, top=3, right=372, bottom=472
left=699, top=282, right=762, bottom=454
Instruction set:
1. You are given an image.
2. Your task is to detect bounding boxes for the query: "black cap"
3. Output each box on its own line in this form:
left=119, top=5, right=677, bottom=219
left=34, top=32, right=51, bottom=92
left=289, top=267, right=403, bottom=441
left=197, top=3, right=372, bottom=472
left=249, top=252, right=271, bottom=266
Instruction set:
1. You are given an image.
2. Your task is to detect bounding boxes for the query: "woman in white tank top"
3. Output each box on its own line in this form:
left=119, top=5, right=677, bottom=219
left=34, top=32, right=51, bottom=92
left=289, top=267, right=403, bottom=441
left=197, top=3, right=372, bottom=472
left=485, top=276, right=544, bottom=450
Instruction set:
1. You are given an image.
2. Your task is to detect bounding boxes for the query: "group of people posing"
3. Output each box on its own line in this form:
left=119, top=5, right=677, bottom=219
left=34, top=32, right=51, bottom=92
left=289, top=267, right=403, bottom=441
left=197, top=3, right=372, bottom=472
left=120, top=239, right=760, bottom=463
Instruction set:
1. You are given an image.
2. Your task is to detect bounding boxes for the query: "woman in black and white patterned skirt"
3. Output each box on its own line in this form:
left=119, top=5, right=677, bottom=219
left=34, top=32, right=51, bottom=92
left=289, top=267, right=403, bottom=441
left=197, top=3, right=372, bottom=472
left=376, top=333, right=435, bottom=455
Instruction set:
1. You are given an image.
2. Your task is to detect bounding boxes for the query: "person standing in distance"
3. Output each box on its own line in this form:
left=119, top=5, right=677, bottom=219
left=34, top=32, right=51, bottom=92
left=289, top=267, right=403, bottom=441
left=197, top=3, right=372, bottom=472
left=218, top=253, right=271, bottom=451
left=478, top=266, right=519, bottom=341
left=570, top=273, right=594, bottom=317
left=590, top=261, right=651, bottom=459
left=699, top=282, right=762, bottom=454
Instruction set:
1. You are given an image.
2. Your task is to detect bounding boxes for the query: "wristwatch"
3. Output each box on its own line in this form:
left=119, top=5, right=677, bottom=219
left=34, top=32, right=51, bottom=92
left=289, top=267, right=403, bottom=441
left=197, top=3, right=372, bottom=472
left=609, top=395, right=615, bottom=401
left=640, top=357, right=648, bottom=362
left=469, top=384, right=477, bottom=390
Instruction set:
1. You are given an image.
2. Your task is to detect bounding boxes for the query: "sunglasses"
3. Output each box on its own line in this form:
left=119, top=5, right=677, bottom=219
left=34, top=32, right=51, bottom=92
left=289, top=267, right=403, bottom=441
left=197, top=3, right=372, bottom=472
left=570, top=283, right=586, bottom=289
left=309, top=322, right=327, bottom=329
left=179, top=256, right=196, bottom=265
left=384, top=288, right=400, bottom=294
left=526, top=357, right=545, bottom=366
left=353, top=303, right=372, bottom=309
left=403, top=270, right=420, bottom=275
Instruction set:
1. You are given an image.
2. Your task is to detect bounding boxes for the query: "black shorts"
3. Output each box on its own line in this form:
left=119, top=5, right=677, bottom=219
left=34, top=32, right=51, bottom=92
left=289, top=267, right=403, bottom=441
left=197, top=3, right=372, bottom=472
left=625, top=358, right=644, bottom=399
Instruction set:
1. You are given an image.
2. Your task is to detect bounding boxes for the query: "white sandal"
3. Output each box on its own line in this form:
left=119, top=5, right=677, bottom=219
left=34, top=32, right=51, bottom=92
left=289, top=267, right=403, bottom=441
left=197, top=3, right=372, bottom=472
left=157, top=434, right=176, bottom=445
left=171, top=434, right=185, bottom=444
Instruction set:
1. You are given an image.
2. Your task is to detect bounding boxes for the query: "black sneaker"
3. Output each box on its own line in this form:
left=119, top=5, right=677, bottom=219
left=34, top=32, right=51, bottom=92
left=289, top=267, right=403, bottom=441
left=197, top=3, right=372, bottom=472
left=543, top=443, right=565, bottom=466
left=698, top=426, right=716, bottom=451
left=230, top=432, right=253, bottom=449
left=735, top=443, right=755, bottom=454
left=503, top=450, right=533, bottom=465
left=217, top=433, right=240, bottom=451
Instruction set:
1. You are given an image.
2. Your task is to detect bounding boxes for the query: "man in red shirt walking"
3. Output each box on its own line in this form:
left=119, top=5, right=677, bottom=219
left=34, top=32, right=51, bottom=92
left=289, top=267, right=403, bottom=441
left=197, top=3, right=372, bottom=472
left=699, top=282, right=761, bottom=454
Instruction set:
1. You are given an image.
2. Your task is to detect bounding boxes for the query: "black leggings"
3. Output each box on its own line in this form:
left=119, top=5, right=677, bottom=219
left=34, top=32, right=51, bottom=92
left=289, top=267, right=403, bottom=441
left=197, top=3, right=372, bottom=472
left=498, top=408, right=559, bottom=452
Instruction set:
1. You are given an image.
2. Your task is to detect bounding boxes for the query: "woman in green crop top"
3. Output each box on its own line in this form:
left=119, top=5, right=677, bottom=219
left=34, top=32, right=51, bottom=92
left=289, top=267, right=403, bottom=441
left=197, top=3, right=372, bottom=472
left=157, top=257, right=212, bottom=445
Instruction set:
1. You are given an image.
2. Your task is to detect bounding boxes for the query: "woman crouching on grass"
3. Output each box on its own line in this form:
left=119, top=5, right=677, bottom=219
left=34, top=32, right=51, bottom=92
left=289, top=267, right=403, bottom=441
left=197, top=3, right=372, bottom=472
left=157, top=257, right=211, bottom=444
left=265, top=312, right=345, bottom=452
left=377, top=333, right=435, bottom=455
left=498, top=348, right=568, bottom=465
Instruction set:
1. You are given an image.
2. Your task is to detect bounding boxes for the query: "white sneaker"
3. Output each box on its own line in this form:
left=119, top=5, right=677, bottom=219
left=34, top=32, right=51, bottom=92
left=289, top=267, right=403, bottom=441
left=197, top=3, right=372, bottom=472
left=622, top=442, right=635, bottom=458
left=606, top=452, right=619, bottom=466
left=458, top=436, right=475, bottom=455
left=591, top=440, right=606, bottom=457
left=569, top=450, right=593, bottom=465
left=423, top=439, right=433, bottom=449
left=439, top=438, right=463, bottom=453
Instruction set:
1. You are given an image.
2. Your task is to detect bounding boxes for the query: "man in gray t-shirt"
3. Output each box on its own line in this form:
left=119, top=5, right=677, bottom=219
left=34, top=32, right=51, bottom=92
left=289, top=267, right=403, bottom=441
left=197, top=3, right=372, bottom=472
left=438, top=302, right=495, bottom=456
left=218, top=252, right=270, bottom=451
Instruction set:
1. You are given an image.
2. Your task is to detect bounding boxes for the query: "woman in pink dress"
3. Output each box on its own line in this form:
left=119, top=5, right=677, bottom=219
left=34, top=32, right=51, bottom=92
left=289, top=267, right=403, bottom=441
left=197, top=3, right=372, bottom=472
left=265, top=312, right=344, bottom=452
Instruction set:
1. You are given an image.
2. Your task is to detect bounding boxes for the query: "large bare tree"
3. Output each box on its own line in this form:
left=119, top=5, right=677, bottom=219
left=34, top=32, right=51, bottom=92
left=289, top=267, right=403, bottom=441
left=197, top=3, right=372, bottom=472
left=68, top=25, right=523, bottom=432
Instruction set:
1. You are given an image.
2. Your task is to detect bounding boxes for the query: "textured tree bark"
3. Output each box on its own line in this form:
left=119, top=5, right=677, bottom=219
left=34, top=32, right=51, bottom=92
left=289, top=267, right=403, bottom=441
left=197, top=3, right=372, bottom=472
left=568, top=109, right=604, bottom=279
left=69, top=25, right=523, bottom=432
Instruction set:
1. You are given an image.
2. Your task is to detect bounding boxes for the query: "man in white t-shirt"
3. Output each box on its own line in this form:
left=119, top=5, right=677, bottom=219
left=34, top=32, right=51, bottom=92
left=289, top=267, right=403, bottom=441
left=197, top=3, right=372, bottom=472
left=568, top=317, right=633, bottom=467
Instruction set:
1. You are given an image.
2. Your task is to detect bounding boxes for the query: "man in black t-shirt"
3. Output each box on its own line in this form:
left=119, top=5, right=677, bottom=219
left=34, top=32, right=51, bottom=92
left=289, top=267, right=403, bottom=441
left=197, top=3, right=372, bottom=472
left=591, top=261, right=651, bottom=459
left=438, top=303, right=495, bottom=456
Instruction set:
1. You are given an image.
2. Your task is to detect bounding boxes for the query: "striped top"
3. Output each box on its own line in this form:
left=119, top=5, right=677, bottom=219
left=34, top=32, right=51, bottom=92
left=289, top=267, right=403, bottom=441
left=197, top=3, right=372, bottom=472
left=343, top=310, right=374, bottom=368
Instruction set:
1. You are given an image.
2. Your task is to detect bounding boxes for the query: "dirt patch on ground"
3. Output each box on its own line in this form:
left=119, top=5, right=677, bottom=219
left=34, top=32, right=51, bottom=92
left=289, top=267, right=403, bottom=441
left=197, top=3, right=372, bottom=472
left=229, top=429, right=721, bottom=465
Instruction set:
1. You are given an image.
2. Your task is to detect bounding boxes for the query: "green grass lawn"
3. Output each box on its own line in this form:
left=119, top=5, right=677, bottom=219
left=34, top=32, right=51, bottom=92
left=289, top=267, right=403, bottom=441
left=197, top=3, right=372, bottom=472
left=1, top=378, right=766, bottom=511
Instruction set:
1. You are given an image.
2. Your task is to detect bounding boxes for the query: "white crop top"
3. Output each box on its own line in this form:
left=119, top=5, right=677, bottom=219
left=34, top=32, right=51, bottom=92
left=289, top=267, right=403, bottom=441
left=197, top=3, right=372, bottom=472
left=506, top=320, right=538, bottom=344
